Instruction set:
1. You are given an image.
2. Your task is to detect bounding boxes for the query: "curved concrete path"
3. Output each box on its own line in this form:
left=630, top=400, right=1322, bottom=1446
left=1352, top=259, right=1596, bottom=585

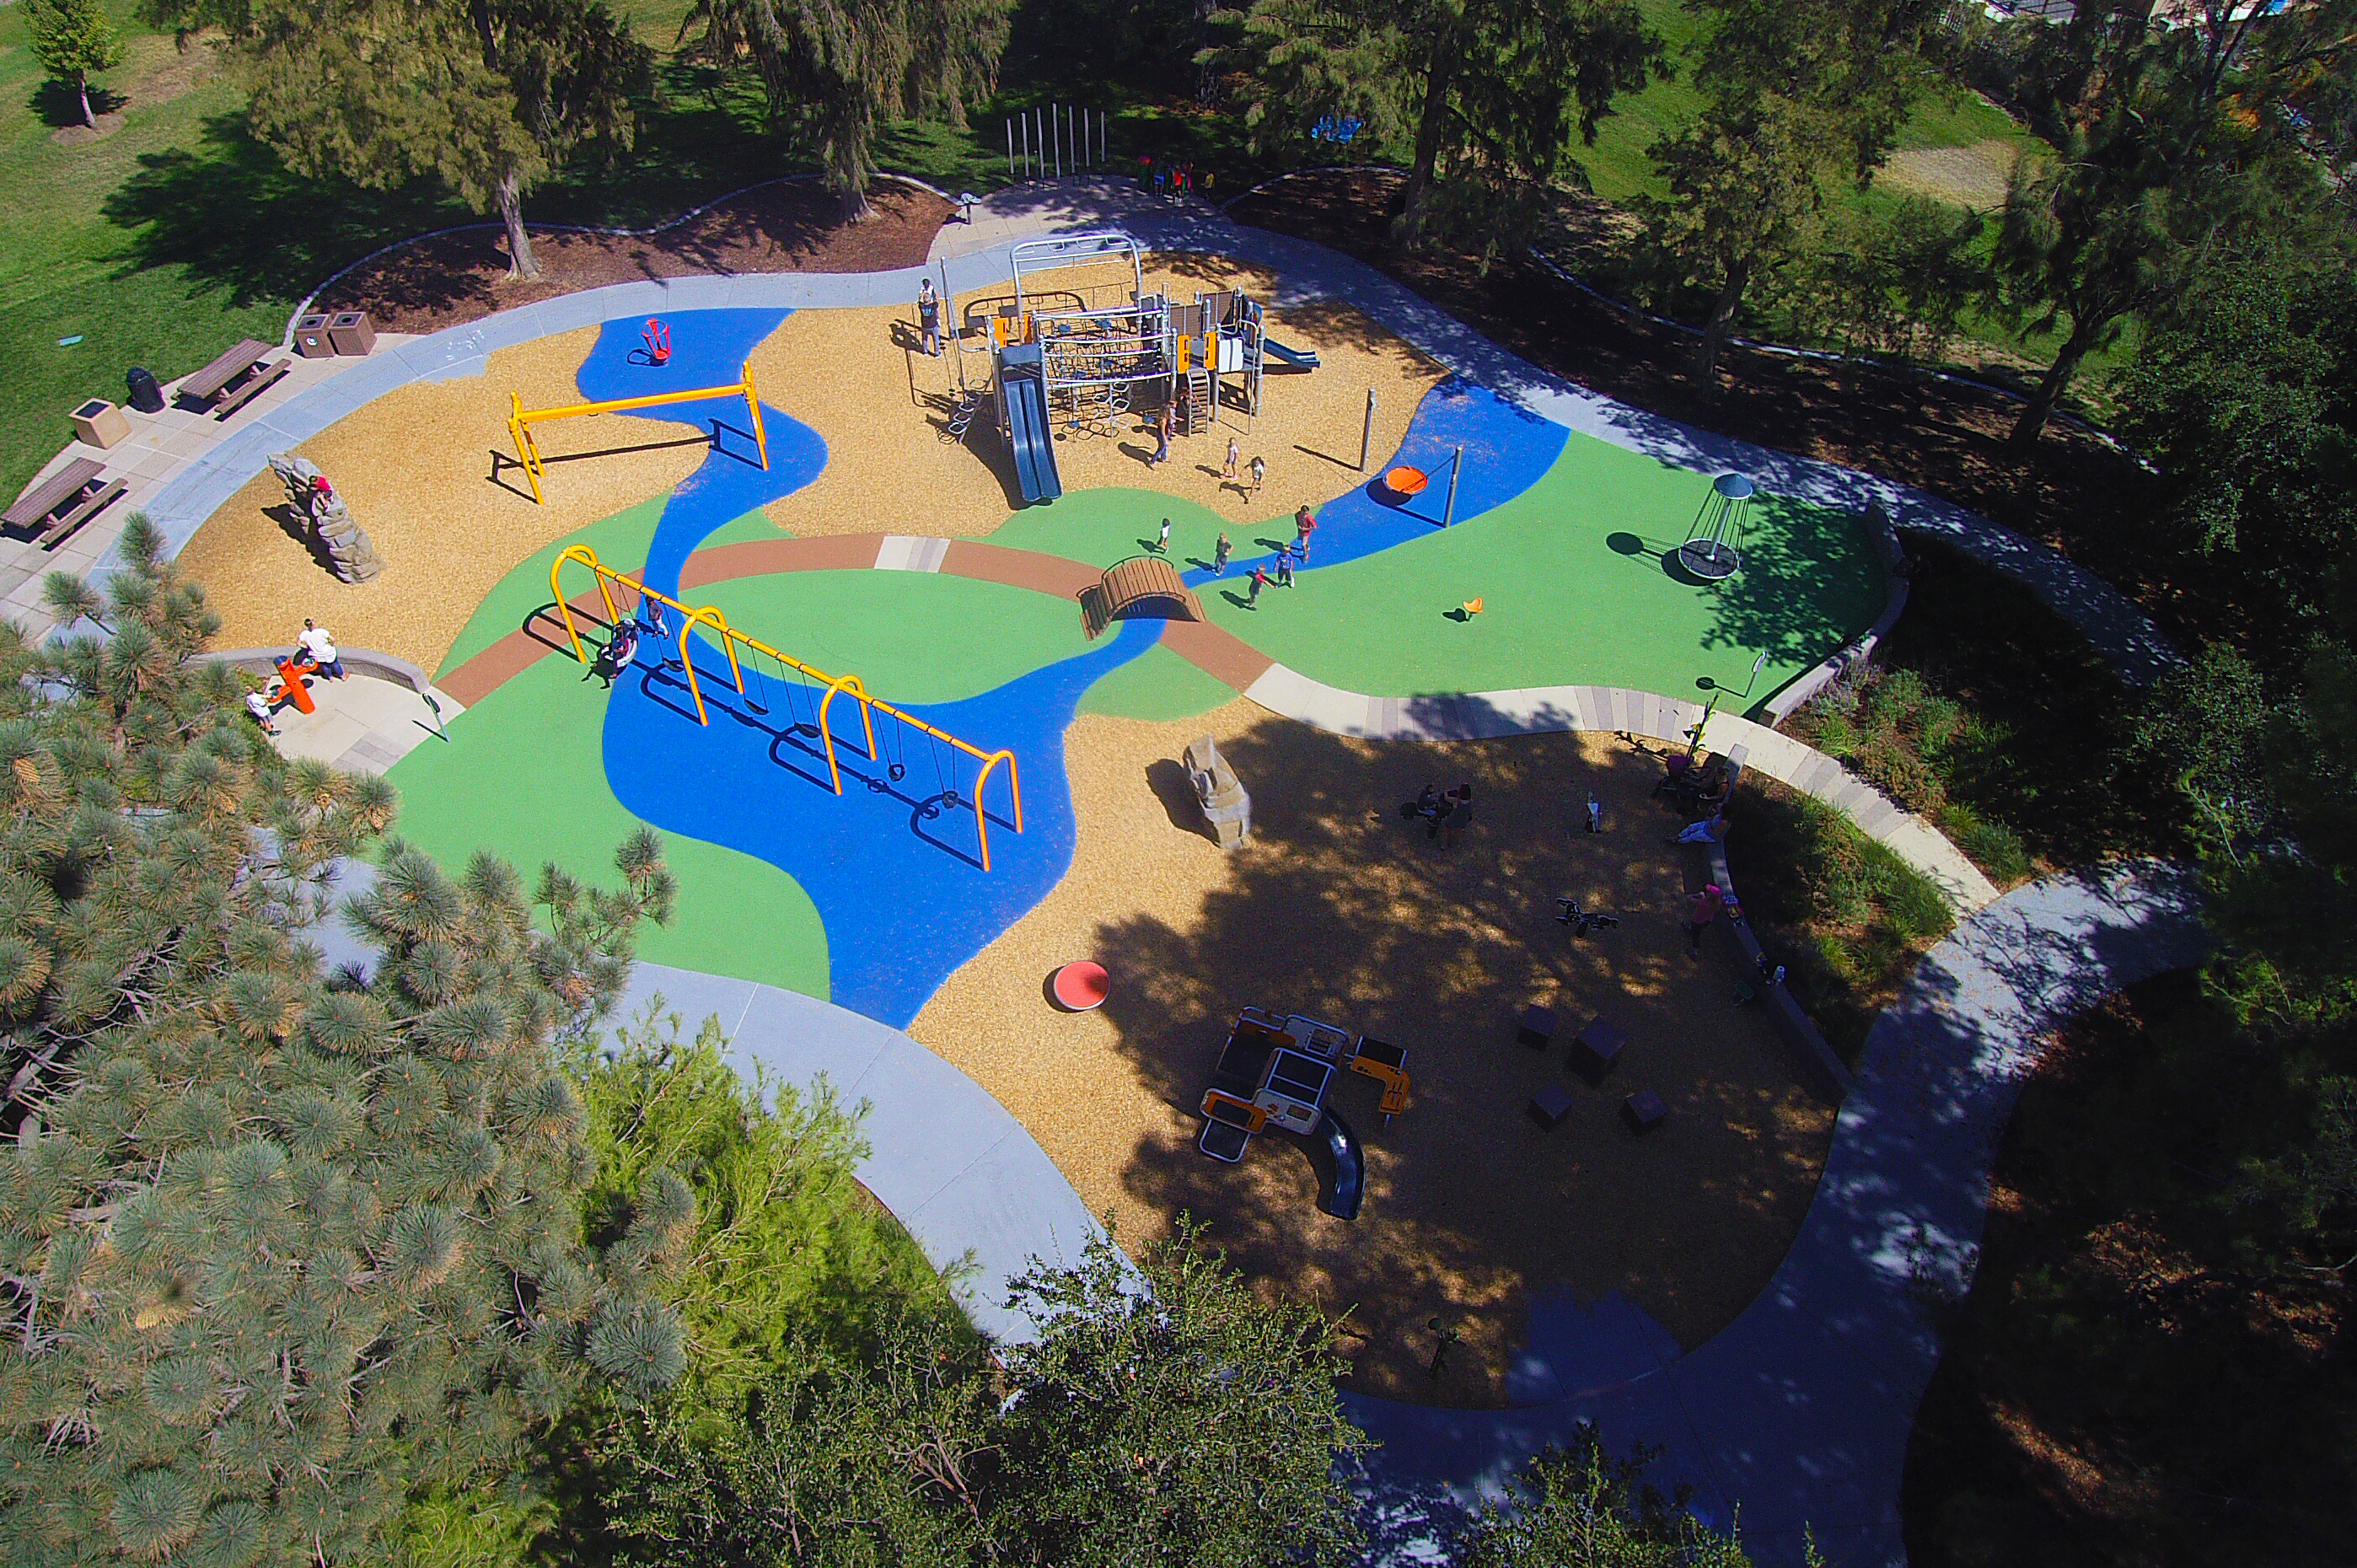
left=1349, top=862, right=2207, bottom=1567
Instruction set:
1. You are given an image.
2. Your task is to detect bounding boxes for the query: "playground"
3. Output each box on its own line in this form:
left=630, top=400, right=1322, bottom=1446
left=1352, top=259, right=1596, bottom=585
left=169, top=237, right=1892, bottom=1404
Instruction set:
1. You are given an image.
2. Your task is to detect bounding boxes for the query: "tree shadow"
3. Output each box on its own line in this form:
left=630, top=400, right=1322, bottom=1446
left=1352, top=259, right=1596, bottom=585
left=1073, top=716, right=1836, bottom=1406
left=30, top=80, right=126, bottom=130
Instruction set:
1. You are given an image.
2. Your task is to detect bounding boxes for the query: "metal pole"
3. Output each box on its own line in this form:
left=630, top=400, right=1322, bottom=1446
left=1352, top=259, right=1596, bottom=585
left=1359, top=387, right=1375, bottom=472
left=1052, top=103, right=1060, bottom=180
left=1442, top=445, right=1463, bottom=527
left=1006, top=118, right=1014, bottom=177
left=1019, top=115, right=1028, bottom=180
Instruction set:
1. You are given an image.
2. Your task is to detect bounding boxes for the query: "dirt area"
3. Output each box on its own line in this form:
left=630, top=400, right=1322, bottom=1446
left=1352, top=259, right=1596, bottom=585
left=750, top=255, right=1445, bottom=538
left=175, top=327, right=701, bottom=669
left=51, top=113, right=126, bottom=147
left=313, top=181, right=952, bottom=336
left=910, top=701, right=1834, bottom=1407
left=1880, top=140, right=2021, bottom=212
left=1226, top=169, right=2203, bottom=647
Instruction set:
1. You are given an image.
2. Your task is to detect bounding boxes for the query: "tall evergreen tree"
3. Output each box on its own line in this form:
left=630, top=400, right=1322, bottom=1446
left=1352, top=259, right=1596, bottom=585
left=23, top=0, right=125, bottom=130
left=149, top=0, right=651, bottom=278
left=0, top=523, right=688, bottom=1565
left=1632, top=0, right=1947, bottom=386
left=603, top=1226, right=1367, bottom=1565
left=1223, top=0, right=1661, bottom=254
left=674, top=0, right=1011, bottom=219
left=1989, top=0, right=2357, bottom=447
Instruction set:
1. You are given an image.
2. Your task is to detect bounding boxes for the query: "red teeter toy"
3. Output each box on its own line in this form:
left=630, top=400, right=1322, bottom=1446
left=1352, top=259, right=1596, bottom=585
left=642, top=318, right=672, bottom=366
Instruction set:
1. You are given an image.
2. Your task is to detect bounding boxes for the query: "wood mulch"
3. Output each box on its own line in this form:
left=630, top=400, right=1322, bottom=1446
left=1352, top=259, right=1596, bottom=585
left=313, top=180, right=952, bottom=336
left=1227, top=169, right=2209, bottom=652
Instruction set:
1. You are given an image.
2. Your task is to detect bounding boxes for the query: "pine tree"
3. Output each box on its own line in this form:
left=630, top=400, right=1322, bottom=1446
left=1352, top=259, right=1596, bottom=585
left=24, top=0, right=126, bottom=130
left=0, top=520, right=689, bottom=1565
left=150, top=0, right=652, bottom=278
left=1221, top=0, right=1662, bottom=255
left=675, top=0, right=1011, bottom=220
left=1632, top=0, right=1947, bottom=387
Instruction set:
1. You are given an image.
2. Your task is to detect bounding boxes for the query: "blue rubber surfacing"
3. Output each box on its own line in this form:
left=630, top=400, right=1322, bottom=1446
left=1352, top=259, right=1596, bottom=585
left=567, top=309, right=1562, bottom=1030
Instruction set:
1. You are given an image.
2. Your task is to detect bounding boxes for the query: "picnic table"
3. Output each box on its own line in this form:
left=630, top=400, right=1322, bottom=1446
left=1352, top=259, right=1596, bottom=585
left=3, top=457, right=125, bottom=549
left=180, top=338, right=290, bottom=421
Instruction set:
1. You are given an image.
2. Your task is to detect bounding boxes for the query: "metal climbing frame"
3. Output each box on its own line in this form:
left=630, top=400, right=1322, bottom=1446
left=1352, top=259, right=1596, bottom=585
left=548, top=545, right=1026, bottom=871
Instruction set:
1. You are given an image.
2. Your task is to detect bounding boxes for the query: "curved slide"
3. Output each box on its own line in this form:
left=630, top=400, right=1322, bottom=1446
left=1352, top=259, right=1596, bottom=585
left=1281, top=1106, right=1364, bottom=1221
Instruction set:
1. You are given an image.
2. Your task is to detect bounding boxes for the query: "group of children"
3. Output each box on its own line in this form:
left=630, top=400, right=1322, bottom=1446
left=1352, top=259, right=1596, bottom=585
left=1144, top=499, right=1320, bottom=609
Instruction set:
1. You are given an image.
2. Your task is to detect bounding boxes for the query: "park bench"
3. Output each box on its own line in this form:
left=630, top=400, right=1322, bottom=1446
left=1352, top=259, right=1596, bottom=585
left=3, top=457, right=126, bottom=550
left=180, top=339, right=291, bottom=421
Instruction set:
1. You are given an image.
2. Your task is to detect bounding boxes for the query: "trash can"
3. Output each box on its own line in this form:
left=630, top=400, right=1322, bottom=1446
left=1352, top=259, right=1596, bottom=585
left=327, top=311, right=377, bottom=357
left=294, top=314, right=335, bottom=358
left=126, top=366, right=164, bottom=415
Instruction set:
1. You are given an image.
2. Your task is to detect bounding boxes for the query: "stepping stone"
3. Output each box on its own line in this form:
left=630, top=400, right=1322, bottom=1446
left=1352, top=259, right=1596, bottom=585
left=1622, top=1089, right=1667, bottom=1132
left=1528, top=1084, right=1574, bottom=1130
left=1518, top=1004, right=1556, bottom=1049
left=1570, top=1016, right=1628, bottom=1083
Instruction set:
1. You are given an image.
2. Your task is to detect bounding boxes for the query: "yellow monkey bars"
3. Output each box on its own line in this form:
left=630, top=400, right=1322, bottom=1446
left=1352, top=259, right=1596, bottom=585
left=507, top=361, right=770, bottom=505
left=549, top=546, right=1024, bottom=871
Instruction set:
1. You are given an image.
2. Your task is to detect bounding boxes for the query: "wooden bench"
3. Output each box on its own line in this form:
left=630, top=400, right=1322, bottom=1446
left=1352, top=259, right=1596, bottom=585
left=180, top=338, right=288, bottom=420
left=3, top=458, right=126, bottom=549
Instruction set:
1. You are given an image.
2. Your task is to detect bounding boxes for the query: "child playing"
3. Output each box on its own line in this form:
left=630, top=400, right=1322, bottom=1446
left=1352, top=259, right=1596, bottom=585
left=1214, top=533, right=1232, bottom=575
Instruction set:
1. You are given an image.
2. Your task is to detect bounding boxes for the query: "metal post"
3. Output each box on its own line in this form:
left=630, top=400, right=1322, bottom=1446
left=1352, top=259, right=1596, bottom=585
left=1442, top=444, right=1463, bottom=527
left=1006, top=118, right=1014, bottom=177
left=1052, top=103, right=1060, bottom=180
left=1019, top=114, right=1028, bottom=180
left=1359, top=387, right=1375, bottom=472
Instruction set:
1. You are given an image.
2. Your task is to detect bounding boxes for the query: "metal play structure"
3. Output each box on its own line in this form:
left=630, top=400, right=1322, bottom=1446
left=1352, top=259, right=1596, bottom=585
left=1678, top=472, right=1754, bottom=583
left=506, top=361, right=770, bottom=506
left=548, top=546, right=1025, bottom=871
left=950, top=233, right=1317, bottom=507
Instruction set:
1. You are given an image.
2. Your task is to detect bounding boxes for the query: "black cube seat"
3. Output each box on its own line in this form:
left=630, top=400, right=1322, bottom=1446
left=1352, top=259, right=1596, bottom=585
left=1570, top=1016, right=1628, bottom=1083
left=1622, top=1089, right=1667, bottom=1132
left=1517, top=1004, right=1556, bottom=1049
left=1527, top=1084, right=1575, bottom=1129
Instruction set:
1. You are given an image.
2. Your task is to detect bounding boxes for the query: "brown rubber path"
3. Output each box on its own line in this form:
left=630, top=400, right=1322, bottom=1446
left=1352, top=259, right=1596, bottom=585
left=436, top=534, right=1276, bottom=706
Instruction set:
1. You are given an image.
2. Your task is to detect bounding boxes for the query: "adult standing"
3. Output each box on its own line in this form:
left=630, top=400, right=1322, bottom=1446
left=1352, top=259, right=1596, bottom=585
left=916, top=277, right=943, bottom=357
left=1148, top=405, right=1173, bottom=468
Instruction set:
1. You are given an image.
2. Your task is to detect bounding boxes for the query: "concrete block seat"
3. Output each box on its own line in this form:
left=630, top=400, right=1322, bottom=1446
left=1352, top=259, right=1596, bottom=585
left=1570, top=1016, right=1628, bottom=1083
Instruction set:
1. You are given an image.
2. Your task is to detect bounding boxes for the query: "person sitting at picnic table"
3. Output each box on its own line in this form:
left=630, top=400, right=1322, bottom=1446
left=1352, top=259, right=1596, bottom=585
left=1415, top=782, right=1443, bottom=824
left=298, top=618, right=345, bottom=680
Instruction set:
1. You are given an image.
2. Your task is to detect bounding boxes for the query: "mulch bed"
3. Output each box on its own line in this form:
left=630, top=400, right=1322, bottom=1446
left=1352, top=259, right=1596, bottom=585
left=314, top=180, right=951, bottom=336
left=1227, top=169, right=2207, bottom=652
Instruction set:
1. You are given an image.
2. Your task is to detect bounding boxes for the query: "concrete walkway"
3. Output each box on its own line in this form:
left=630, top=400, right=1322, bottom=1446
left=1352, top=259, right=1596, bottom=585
left=1351, top=862, right=2207, bottom=1567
